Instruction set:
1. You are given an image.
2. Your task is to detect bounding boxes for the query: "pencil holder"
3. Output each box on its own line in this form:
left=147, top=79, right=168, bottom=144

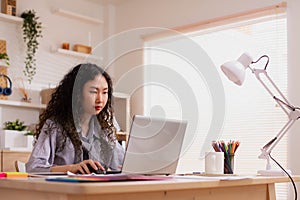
left=211, top=140, right=240, bottom=174
left=224, top=153, right=234, bottom=174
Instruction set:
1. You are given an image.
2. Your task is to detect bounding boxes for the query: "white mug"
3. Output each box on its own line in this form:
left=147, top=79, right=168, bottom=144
left=205, top=152, right=224, bottom=174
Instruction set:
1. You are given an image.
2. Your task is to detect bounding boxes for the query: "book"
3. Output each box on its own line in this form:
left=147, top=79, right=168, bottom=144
left=45, top=173, right=173, bottom=183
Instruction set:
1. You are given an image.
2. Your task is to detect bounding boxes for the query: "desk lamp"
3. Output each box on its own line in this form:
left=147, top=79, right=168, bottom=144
left=221, top=52, right=300, bottom=175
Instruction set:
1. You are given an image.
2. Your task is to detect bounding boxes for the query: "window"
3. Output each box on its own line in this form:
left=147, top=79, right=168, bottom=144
left=144, top=15, right=287, bottom=199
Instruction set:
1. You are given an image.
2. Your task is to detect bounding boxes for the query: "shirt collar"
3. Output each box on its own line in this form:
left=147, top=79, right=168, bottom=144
left=78, top=116, right=102, bottom=142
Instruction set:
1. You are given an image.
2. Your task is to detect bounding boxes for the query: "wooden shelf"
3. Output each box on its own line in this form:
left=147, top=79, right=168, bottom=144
left=55, top=48, right=103, bottom=61
left=53, top=8, right=103, bottom=25
left=0, top=100, right=46, bottom=109
left=0, top=13, right=22, bottom=24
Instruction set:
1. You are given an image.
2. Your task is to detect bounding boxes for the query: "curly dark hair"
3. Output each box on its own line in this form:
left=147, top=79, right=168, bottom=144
left=35, top=63, right=115, bottom=158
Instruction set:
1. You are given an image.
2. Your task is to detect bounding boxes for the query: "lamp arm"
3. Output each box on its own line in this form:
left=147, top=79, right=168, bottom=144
left=251, top=68, right=293, bottom=116
left=249, top=67, right=300, bottom=159
left=259, top=119, right=295, bottom=159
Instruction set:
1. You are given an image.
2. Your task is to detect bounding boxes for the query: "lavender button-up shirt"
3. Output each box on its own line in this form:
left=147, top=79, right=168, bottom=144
left=26, top=117, right=125, bottom=173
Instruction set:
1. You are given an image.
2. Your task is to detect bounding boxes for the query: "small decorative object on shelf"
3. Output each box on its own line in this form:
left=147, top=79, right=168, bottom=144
left=21, top=92, right=32, bottom=103
left=62, top=42, right=70, bottom=50
left=73, top=44, right=92, bottom=54
left=1, top=0, right=17, bottom=16
left=0, top=73, right=12, bottom=96
left=15, top=77, right=32, bottom=103
left=21, top=9, right=43, bottom=84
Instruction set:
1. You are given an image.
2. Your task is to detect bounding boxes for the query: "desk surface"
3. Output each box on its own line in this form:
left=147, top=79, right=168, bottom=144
left=0, top=175, right=299, bottom=194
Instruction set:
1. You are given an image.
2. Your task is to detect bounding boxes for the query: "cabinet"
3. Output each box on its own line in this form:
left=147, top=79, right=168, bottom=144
left=0, top=150, right=31, bottom=172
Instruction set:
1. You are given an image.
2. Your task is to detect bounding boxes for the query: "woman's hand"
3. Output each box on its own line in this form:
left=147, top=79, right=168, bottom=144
left=51, top=159, right=105, bottom=174
left=71, top=159, right=105, bottom=174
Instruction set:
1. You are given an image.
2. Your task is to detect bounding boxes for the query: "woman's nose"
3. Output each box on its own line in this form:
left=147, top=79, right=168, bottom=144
left=96, top=93, right=103, bottom=102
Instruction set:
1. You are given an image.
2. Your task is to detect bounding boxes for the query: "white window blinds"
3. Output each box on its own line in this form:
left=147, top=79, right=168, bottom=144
left=144, top=15, right=288, bottom=199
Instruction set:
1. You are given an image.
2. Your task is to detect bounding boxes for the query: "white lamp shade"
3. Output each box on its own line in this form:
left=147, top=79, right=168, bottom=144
left=221, top=61, right=246, bottom=86
left=221, top=52, right=253, bottom=86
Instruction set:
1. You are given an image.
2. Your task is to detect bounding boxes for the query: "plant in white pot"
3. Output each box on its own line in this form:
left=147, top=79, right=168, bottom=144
left=0, top=52, right=10, bottom=67
left=0, top=119, right=33, bottom=150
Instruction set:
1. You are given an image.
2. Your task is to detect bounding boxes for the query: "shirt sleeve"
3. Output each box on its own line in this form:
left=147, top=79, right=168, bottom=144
left=109, top=141, right=125, bottom=171
left=25, top=120, right=58, bottom=173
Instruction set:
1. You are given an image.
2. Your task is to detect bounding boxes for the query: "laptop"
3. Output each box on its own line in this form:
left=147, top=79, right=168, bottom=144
left=110, top=115, right=188, bottom=175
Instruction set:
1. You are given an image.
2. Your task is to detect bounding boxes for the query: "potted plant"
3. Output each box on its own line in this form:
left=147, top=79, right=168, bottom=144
left=21, top=10, right=43, bottom=84
left=0, top=52, right=10, bottom=66
left=3, top=119, right=28, bottom=131
left=0, top=119, right=33, bottom=150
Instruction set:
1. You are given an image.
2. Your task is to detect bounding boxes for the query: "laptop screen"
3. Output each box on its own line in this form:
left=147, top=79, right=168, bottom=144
left=121, top=115, right=188, bottom=175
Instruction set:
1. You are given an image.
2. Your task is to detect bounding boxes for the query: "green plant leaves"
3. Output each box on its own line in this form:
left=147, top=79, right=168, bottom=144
left=21, top=10, right=43, bottom=84
left=0, top=53, right=10, bottom=66
left=3, top=119, right=28, bottom=131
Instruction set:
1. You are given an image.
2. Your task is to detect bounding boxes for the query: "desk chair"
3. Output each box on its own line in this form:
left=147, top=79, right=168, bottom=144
left=14, top=160, right=26, bottom=172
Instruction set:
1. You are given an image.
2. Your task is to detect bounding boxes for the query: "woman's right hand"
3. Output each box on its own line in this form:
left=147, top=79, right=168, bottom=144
left=70, top=159, right=105, bottom=174
left=51, top=159, right=105, bottom=174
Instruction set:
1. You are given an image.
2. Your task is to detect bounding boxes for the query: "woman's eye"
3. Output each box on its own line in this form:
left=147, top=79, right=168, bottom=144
left=90, top=91, right=97, bottom=94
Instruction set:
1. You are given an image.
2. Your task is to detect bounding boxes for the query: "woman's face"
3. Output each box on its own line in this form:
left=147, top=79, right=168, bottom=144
left=81, top=74, right=109, bottom=117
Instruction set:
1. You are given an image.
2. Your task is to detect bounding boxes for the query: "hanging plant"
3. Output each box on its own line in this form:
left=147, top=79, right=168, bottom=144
left=21, top=10, right=42, bottom=83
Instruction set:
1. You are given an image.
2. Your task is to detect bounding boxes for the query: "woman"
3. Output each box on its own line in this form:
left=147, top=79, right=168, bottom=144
left=26, top=63, right=125, bottom=174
